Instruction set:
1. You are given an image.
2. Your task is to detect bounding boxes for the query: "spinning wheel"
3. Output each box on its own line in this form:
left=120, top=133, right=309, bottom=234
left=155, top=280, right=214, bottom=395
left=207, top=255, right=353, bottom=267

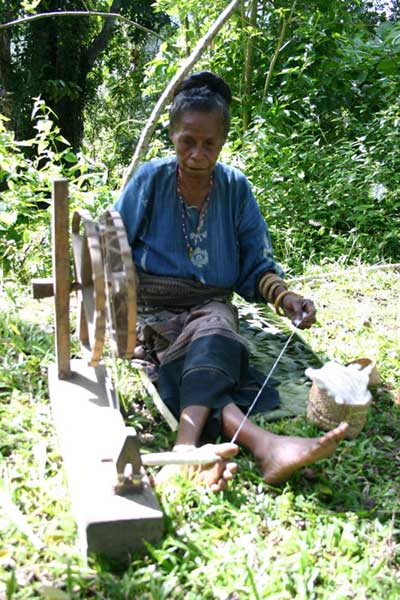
left=71, top=209, right=137, bottom=365
left=71, top=210, right=106, bottom=366
left=99, top=210, right=137, bottom=359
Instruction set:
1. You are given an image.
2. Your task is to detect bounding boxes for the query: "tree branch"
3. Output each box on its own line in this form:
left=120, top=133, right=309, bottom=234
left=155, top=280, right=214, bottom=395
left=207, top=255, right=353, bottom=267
left=262, top=1, right=296, bottom=100
left=120, top=0, right=241, bottom=190
left=0, top=10, right=166, bottom=41
left=83, top=0, right=121, bottom=75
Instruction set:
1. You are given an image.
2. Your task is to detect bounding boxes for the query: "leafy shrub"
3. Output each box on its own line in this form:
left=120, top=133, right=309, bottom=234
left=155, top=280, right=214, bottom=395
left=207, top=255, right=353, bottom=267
left=240, top=102, right=400, bottom=271
left=0, top=99, right=115, bottom=282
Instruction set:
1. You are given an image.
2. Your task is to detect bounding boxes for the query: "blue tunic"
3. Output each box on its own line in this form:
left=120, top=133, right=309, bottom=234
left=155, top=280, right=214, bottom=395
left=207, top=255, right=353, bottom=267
left=114, top=156, right=281, bottom=303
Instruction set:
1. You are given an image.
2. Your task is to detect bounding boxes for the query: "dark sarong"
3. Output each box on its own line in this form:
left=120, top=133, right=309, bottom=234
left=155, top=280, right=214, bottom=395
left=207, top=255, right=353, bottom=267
left=135, top=274, right=280, bottom=441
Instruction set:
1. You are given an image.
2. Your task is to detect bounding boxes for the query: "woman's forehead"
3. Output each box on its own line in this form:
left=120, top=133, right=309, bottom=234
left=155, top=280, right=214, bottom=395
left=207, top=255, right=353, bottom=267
left=172, top=110, right=225, bottom=136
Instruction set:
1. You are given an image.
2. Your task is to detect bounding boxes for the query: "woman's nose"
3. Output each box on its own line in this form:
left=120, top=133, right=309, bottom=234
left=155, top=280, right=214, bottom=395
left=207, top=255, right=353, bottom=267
left=190, top=143, right=206, bottom=159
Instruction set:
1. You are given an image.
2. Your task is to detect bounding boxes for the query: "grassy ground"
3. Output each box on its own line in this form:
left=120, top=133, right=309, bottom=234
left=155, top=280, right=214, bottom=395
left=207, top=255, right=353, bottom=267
left=0, top=264, right=399, bottom=599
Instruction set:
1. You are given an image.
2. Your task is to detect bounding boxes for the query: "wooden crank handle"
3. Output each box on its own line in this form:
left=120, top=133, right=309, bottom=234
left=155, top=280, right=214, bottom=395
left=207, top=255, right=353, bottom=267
left=141, top=448, right=221, bottom=467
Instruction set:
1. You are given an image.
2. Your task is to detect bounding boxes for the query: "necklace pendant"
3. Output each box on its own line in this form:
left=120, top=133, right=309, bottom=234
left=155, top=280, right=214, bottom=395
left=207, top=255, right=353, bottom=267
left=189, top=248, right=193, bottom=258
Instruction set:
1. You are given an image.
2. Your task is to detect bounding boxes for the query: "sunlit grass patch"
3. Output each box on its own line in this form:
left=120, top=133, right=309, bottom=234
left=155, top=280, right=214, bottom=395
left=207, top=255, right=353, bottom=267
left=0, top=263, right=399, bottom=598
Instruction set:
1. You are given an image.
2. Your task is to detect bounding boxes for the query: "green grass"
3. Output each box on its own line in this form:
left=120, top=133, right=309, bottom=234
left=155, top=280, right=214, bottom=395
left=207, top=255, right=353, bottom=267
left=0, top=264, right=399, bottom=599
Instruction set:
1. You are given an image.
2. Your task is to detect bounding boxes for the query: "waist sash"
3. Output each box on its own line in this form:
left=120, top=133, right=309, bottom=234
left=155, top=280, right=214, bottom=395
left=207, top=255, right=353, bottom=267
left=137, top=272, right=232, bottom=308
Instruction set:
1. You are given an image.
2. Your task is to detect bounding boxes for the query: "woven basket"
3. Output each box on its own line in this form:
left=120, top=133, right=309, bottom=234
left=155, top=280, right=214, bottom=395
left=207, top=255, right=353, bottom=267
left=307, top=382, right=371, bottom=440
left=346, top=357, right=381, bottom=387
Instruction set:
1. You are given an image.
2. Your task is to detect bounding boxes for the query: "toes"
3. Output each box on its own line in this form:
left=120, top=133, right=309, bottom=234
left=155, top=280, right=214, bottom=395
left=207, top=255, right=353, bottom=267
left=155, top=443, right=239, bottom=492
left=321, top=422, right=349, bottom=444
left=222, top=467, right=234, bottom=481
left=337, top=421, right=349, bottom=435
left=210, top=478, right=227, bottom=493
left=332, top=422, right=349, bottom=435
left=223, top=462, right=238, bottom=480
left=215, top=442, right=239, bottom=460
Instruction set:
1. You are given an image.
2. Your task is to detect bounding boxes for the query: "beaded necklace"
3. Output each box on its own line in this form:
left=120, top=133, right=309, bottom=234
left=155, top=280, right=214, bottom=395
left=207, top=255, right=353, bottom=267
left=177, top=167, right=213, bottom=258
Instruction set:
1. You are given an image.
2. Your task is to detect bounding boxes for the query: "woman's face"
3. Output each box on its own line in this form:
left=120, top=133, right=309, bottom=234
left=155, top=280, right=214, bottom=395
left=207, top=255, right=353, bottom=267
left=169, top=111, right=226, bottom=179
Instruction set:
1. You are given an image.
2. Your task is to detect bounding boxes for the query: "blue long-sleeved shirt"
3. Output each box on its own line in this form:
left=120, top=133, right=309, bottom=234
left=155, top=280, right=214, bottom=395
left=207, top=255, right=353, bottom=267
left=114, top=156, right=281, bottom=302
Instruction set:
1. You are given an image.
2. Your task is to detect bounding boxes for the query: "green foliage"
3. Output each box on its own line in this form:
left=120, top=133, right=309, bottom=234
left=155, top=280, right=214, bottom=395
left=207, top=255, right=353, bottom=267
left=2, top=1, right=399, bottom=273
left=0, top=0, right=170, bottom=150
left=0, top=99, right=115, bottom=281
left=241, top=101, right=400, bottom=269
left=83, top=17, right=176, bottom=173
left=2, top=4, right=400, bottom=597
left=130, top=0, right=400, bottom=271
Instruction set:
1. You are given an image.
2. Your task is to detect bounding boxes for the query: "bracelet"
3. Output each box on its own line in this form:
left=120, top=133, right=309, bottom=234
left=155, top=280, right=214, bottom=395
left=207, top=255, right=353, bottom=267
left=267, top=282, right=286, bottom=304
left=274, top=289, right=293, bottom=316
left=258, top=272, right=276, bottom=297
left=258, top=273, right=286, bottom=302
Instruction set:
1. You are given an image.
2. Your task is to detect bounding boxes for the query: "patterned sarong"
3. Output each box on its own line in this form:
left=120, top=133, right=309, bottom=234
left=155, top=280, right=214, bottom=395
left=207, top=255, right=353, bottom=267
left=135, top=274, right=280, bottom=441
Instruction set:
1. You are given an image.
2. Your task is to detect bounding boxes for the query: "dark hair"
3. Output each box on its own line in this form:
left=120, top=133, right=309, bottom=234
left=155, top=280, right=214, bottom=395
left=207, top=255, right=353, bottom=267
left=169, top=71, right=232, bottom=138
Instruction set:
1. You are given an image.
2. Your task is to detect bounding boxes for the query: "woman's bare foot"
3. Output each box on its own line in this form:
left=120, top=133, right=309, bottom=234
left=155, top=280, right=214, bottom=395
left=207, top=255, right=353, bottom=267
left=154, top=442, right=239, bottom=492
left=256, top=422, right=349, bottom=485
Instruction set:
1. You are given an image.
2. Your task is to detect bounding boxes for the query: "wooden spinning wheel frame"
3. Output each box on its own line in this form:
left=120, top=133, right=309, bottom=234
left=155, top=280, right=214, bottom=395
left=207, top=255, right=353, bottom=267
left=71, top=208, right=137, bottom=366
left=99, top=210, right=137, bottom=360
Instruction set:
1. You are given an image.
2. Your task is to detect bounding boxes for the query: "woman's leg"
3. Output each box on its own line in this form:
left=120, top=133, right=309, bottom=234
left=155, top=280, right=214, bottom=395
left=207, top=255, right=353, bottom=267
left=174, top=405, right=211, bottom=447
left=222, top=403, right=348, bottom=485
left=155, top=405, right=239, bottom=492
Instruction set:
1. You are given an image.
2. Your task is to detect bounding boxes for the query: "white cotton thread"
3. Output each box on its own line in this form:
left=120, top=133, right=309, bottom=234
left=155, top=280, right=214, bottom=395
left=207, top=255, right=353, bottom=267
left=230, top=315, right=306, bottom=444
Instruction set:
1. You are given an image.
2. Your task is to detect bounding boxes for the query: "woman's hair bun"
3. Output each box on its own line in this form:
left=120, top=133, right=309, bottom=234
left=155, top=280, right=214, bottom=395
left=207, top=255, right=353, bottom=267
left=174, top=71, right=232, bottom=106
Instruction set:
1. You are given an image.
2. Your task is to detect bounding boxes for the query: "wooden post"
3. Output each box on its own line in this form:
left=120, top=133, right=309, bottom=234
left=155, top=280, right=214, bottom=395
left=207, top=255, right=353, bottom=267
left=52, top=178, right=71, bottom=379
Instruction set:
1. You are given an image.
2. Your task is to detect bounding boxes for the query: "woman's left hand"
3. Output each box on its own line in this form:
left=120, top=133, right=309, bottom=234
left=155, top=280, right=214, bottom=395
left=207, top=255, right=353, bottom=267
left=281, top=292, right=316, bottom=329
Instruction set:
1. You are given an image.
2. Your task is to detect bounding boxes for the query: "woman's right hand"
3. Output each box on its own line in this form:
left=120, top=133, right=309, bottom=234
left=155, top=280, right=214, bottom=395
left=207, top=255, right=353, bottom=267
left=281, top=292, right=316, bottom=329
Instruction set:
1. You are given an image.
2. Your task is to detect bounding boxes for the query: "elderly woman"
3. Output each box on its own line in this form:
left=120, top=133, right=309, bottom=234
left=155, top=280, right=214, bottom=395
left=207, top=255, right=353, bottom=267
left=115, top=72, right=347, bottom=491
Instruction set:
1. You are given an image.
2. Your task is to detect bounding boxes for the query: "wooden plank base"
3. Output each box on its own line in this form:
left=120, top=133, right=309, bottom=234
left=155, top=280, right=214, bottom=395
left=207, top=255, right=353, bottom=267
left=48, top=359, right=164, bottom=560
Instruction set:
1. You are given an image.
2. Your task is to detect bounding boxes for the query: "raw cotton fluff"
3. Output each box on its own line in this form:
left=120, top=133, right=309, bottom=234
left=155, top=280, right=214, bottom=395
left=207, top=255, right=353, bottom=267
left=305, top=361, right=372, bottom=406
